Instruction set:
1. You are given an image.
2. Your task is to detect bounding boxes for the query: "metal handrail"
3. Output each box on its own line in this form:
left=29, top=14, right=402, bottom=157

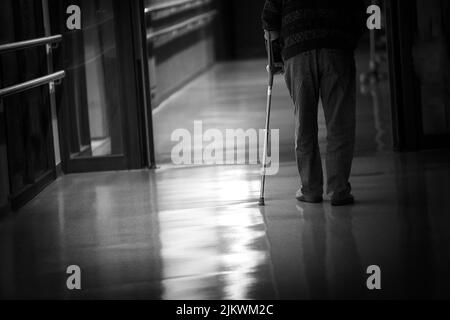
left=147, top=10, right=217, bottom=45
left=0, top=35, right=62, bottom=55
left=0, top=71, right=65, bottom=98
left=145, top=0, right=210, bottom=14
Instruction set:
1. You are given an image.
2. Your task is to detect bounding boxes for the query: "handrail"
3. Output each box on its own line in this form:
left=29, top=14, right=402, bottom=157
left=0, top=71, right=65, bottom=98
left=147, top=10, right=217, bottom=46
left=145, top=0, right=211, bottom=14
left=0, top=35, right=62, bottom=55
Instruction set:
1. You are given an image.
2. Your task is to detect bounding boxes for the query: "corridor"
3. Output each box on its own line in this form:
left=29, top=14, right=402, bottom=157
left=1, top=59, right=449, bottom=300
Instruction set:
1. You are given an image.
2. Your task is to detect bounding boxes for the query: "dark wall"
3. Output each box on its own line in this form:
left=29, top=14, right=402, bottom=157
left=387, top=0, right=450, bottom=150
left=0, top=1, right=11, bottom=214
left=216, top=0, right=266, bottom=60
left=0, top=105, right=9, bottom=214
left=413, top=0, right=450, bottom=136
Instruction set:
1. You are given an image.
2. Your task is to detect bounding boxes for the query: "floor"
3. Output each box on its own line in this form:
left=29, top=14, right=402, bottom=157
left=1, top=55, right=450, bottom=300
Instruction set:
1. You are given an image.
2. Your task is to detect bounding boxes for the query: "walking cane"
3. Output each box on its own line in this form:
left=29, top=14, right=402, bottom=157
left=259, top=33, right=276, bottom=207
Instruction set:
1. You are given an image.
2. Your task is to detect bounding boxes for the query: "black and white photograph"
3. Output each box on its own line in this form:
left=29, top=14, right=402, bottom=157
left=0, top=0, right=450, bottom=311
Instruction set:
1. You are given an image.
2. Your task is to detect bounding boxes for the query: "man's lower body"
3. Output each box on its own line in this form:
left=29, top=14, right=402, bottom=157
left=284, top=49, right=356, bottom=206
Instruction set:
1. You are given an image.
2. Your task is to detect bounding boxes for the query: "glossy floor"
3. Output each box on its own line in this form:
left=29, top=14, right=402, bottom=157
left=1, top=58, right=449, bottom=300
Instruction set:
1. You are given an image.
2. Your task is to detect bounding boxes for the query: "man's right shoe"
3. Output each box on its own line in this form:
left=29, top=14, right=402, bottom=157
left=296, top=190, right=323, bottom=204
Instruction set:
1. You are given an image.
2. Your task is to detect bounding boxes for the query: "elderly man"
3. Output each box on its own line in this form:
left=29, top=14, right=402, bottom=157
left=262, top=0, right=366, bottom=206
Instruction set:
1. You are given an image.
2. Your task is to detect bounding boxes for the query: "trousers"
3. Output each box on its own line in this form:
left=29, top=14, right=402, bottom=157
left=284, top=49, right=356, bottom=197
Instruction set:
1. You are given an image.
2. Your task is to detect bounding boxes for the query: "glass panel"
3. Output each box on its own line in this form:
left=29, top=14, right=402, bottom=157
left=63, top=0, right=124, bottom=158
left=2, top=88, right=52, bottom=195
left=0, top=0, right=52, bottom=195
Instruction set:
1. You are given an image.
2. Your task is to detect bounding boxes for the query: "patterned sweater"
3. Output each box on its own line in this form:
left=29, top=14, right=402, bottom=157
left=262, top=0, right=367, bottom=60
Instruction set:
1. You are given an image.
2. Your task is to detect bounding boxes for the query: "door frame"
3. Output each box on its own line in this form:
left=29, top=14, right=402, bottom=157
left=385, top=0, right=450, bottom=151
left=385, top=0, right=421, bottom=151
left=131, top=0, right=157, bottom=169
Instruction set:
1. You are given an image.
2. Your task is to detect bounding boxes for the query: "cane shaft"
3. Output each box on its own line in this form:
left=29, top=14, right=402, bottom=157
left=259, top=32, right=275, bottom=205
left=259, top=73, right=274, bottom=202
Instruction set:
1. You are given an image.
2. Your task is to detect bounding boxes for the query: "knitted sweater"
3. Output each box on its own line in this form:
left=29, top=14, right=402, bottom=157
left=262, top=0, right=367, bottom=60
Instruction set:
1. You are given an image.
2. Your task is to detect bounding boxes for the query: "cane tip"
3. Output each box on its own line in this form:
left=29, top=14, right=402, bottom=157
left=258, top=198, right=265, bottom=206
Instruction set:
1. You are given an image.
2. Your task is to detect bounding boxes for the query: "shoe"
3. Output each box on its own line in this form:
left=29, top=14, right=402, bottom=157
left=331, top=194, right=355, bottom=206
left=296, top=190, right=323, bottom=204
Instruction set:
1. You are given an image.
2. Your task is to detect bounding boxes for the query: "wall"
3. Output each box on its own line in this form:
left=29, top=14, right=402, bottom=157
left=146, top=0, right=217, bottom=108
left=230, top=0, right=266, bottom=59
left=216, top=0, right=266, bottom=60
left=152, top=29, right=215, bottom=106
left=0, top=102, right=10, bottom=214
left=0, top=1, right=11, bottom=214
left=413, top=0, right=450, bottom=136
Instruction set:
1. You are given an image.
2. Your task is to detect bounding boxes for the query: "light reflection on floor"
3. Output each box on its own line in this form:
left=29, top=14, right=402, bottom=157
left=158, top=203, right=270, bottom=300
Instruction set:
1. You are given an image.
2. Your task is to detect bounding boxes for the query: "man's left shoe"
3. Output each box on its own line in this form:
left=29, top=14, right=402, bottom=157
left=331, top=194, right=355, bottom=206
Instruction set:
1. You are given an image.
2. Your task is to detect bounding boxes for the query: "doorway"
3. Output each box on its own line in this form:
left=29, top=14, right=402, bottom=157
left=49, top=0, right=153, bottom=173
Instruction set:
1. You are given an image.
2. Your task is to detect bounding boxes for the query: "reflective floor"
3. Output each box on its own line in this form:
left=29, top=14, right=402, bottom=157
left=1, top=58, right=450, bottom=300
